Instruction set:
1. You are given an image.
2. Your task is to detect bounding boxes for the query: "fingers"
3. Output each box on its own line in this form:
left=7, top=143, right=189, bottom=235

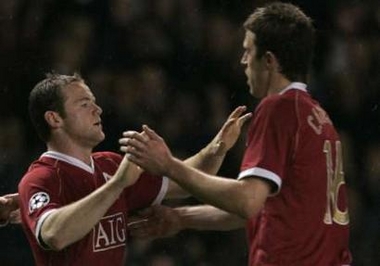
left=119, top=126, right=158, bottom=153
left=128, top=216, right=160, bottom=238
left=123, top=153, right=144, bottom=169
left=238, top=112, right=252, bottom=125
left=9, top=210, right=21, bottom=224
left=0, top=197, right=10, bottom=205
left=122, top=131, right=148, bottom=142
left=142, top=125, right=161, bottom=141
left=119, top=137, right=146, bottom=152
left=127, top=218, right=149, bottom=229
left=228, top=106, right=247, bottom=119
left=128, top=219, right=154, bottom=238
left=3, top=193, right=19, bottom=207
left=119, top=130, right=149, bottom=157
left=3, top=193, right=19, bottom=199
left=225, top=107, right=252, bottom=128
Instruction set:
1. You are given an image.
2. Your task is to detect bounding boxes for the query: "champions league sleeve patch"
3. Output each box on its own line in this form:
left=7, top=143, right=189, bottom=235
left=29, top=192, right=50, bottom=213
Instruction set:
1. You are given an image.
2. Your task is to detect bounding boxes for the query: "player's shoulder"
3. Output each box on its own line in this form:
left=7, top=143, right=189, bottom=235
left=19, top=158, right=58, bottom=186
left=93, top=151, right=123, bottom=165
left=258, top=90, right=302, bottom=114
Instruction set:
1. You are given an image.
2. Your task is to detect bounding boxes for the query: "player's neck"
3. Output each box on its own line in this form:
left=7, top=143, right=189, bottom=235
left=46, top=140, right=93, bottom=166
left=267, top=74, right=291, bottom=96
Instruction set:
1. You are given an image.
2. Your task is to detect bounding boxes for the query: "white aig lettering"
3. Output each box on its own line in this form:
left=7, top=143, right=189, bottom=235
left=93, top=212, right=126, bottom=252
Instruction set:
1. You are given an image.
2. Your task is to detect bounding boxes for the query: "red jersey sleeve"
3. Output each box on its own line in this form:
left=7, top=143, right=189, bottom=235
left=125, top=173, right=168, bottom=212
left=239, top=95, right=298, bottom=193
left=18, top=162, right=64, bottom=248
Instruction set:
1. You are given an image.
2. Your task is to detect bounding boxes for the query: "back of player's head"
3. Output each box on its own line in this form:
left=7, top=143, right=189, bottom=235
left=28, top=73, right=83, bottom=142
left=244, top=2, right=315, bottom=82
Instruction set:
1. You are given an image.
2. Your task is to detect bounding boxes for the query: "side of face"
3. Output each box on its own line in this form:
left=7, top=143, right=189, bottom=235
left=58, top=81, right=105, bottom=147
left=241, top=31, right=268, bottom=98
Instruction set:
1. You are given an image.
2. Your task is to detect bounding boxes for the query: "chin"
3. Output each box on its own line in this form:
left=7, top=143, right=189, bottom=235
left=250, top=89, right=265, bottom=99
left=92, top=135, right=105, bottom=148
left=94, top=132, right=105, bottom=144
left=99, top=133, right=106, bottom=142
left=248, top=85, right=257, bottom=97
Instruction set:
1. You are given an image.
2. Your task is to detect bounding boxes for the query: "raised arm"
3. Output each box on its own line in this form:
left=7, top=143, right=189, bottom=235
left=184, top=106, right=252, bottom=174
left=36, top=155, right=142, bottom=250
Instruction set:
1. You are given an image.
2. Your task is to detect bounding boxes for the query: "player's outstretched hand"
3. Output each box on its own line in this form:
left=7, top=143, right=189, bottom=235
left=128, top=205, right=182, bottom=240
left=120, top=126, right=173, bottom=176
left=210, top=106, right=252, bottom=155
left=0, top=193, right=21, bottom=227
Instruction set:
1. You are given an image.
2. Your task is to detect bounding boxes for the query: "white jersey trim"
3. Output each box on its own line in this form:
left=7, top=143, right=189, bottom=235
left=42, top=151, right=95, bottom=174
left=279, top=82, right=307, bottom=95
left=151, top=176, right=169, bottom=205
left=35, top=209, right=57, bottom=249
left=238, top=167, right=282, bottom=194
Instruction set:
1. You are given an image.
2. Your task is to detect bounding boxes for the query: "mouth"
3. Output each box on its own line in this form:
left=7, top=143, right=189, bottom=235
left=94, top=121, right=102, bottom=127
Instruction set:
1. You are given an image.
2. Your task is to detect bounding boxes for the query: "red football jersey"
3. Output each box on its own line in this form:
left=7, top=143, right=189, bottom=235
left=239, top=83, right=351, bottom=266
left=18, top=151, right=167, bottom=266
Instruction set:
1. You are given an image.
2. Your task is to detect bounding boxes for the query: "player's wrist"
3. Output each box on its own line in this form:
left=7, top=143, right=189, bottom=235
left=107, top=175, right=130, bottom=193
left=203, top=140, right=227, bottom=158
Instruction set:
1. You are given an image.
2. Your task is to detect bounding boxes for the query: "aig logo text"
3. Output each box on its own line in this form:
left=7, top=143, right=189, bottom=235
left=92, top=212, right=126, bottom=252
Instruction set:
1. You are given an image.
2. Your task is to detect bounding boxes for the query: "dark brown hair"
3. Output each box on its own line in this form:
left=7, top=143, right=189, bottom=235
left=244, top=2, right=315, bottom=82
left=28, top=73, right=83, bottom=142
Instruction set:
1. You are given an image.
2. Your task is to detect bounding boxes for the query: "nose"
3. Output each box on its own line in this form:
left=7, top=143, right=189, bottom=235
left=94, top=103, right=102, bottom=115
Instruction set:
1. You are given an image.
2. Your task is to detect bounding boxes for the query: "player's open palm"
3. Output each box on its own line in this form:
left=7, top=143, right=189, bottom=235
left=212, top=106, right=252, bottom=154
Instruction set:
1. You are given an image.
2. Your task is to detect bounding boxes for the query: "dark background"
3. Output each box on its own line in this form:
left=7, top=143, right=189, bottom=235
left=1, top=0, right=379, bottom=265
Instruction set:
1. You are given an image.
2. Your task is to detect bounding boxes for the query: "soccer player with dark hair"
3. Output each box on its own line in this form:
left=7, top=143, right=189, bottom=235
left=122, top=3, right=352, bottom=265
left=18, top=73, right=250, bottom=266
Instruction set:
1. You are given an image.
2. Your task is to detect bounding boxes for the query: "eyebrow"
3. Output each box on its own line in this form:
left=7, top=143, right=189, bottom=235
left=74, top=96, right=96, bottom=103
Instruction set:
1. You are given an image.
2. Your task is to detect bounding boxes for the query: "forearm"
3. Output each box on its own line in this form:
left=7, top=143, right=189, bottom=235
left=184, top=142, right=226, bottom=175
left=41, top=177, right=125, bottom=250
left=176, top=205, right=245, bottom=231
left=167, top=158, right=253, bottom=219
left=41, top=156, right=137, bottom=250
left=168, top=143, right=226, bottom=199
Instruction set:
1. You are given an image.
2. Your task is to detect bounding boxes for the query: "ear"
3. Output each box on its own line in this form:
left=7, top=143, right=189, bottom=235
left=264, top=51, right=280, bottom=72
left=44, top=111, right=63, bottom=128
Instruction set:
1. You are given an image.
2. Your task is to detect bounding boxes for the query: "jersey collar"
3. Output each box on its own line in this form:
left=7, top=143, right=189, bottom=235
left=279, top=82, right=307, bottom=95
left=41, top=151, right=95, bottom=174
